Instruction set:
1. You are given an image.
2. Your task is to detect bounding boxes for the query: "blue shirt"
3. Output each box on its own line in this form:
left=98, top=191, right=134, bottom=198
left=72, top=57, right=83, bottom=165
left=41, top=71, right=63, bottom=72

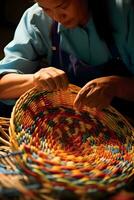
left=0, top=1, right=134, bottom=104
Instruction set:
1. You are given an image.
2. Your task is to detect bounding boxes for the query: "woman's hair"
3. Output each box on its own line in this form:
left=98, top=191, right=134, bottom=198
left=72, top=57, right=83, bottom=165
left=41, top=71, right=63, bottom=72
left=88, top=0, right=114, bottom=43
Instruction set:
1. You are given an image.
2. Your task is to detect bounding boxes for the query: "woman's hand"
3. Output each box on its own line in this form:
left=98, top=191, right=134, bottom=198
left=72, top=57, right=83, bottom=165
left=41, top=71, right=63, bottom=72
left=33, top=67, right=69, bottom=91
left=74, top=76, right=119, bottom=110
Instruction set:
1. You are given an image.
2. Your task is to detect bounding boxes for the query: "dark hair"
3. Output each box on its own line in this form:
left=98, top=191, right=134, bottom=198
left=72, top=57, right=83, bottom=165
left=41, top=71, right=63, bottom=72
left=88, top=0, right=114, bottom=43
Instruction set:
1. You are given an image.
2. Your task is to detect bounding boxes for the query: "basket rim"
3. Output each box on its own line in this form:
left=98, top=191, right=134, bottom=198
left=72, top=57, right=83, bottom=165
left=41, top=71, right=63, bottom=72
left=10, top=84, right=134, bottom=134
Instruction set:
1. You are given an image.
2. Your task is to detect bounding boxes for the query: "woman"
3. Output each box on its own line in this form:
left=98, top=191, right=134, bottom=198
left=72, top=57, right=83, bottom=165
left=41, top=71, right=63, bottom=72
left=0, top=0, right=134, bottom=117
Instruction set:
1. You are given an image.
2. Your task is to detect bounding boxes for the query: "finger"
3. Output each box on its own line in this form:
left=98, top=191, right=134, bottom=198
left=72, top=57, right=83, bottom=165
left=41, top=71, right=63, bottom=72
left=74, top=83, right=95, bottom=110
left=43, top=71, right=60, bottom=90
left=34, top=79, right=49, bottom=91
left=37, top=71, right=56, bottom=90
left=95, top=101, right=110, bottom=110
left=42, top=78, right=57, bottom=91
left=33, top=73, right=46, bottom=90
left=51, top=68, right=69, bottom=90
left=85, top=89, right=111, bottom=110
left=33, top=70, right=56, bottom=91
left=79, top=86, right=101, bottom=109
left=96, top=97, right=112, bottom=110
left=74, top=91, right=87, bottom=110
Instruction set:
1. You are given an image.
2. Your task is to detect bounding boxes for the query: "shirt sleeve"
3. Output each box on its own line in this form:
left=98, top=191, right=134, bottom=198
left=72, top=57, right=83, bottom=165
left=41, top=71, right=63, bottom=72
left=0, top=3, right=52, bottom=75
left=110, top=1, right=134, bottom=75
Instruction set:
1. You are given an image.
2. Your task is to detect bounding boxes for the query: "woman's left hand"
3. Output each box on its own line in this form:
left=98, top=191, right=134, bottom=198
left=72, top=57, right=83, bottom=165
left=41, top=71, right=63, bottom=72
left=74, top=76, right=118, bottom=110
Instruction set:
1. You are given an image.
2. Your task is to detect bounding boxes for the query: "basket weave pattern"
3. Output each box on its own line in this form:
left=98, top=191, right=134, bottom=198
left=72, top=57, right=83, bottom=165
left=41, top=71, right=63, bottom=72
left=9, top=84, right=134, bottom=197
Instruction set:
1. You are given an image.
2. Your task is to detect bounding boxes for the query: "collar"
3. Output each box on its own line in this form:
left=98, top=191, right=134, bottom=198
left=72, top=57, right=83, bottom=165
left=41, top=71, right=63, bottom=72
left=58, top=23, right=68, bottom=33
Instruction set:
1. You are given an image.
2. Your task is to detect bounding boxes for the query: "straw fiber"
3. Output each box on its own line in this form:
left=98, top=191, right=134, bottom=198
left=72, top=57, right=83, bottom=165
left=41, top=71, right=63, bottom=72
left=4, top=84, right=134, bottom=199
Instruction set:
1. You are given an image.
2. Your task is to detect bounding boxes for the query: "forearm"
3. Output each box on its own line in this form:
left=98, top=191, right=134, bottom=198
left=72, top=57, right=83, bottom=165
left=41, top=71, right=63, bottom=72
left=0, top=73, right=34, bottom=99
left=113, top=76, right=134, bottom=101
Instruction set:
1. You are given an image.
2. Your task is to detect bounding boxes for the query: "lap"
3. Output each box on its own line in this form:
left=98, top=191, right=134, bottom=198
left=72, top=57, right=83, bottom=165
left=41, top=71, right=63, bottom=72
left=0, top=101, right=14, bottom=117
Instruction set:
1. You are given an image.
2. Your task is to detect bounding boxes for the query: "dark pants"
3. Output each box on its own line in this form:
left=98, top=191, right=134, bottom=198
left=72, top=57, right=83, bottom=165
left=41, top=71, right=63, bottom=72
left=0, top=101, right=14, bottom=118
left=111, top=97, right=134, bottom=126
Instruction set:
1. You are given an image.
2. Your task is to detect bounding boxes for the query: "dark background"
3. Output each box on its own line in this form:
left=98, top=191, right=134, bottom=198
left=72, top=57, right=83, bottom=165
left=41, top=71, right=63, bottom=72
left=0, top=0, right=33, bottom=59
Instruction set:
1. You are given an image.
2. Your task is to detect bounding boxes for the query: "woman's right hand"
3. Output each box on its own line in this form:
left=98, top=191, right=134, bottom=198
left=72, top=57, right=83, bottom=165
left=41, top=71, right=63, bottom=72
left=33, top=67, right=69, bottom=91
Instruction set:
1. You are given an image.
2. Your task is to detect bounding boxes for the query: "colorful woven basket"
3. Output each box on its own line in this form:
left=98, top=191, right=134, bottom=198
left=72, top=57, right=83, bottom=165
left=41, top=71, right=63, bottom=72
left=9, top=84, right=134, bottom=199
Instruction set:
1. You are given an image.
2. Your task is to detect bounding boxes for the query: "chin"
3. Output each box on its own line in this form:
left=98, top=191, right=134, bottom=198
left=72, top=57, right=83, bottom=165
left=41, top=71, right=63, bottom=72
left=65, top=25, right=77, bottom=28
left=62, top=22, right=78, bottom=29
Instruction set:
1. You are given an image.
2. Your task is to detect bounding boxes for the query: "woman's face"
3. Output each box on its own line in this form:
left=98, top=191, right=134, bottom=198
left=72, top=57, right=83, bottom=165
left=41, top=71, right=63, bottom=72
left=37, top=0, right=89, bottom=28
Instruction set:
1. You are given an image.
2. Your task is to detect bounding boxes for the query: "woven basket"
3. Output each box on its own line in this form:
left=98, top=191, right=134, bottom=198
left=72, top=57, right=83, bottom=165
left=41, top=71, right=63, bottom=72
left=0, top=117, right=33, bottom=200
left=9, top=84, right=134, bottom=199
left=0, top=117, right=10, bottom=146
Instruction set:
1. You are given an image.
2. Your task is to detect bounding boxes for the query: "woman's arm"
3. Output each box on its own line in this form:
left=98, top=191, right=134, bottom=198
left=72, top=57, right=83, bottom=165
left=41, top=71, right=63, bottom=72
left=0, top=4, right=55, bottom=100
left=116, top=76, right=134, bottom=100
left=0, top=73, right=34, bottom=99
left=74, top=76, right=134, bottom=110
left=0, top=67, right=68, bottom=99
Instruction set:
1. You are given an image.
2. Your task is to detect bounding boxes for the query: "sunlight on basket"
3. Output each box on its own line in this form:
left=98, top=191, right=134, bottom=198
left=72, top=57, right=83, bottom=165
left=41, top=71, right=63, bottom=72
left=9, top=84, right=134, bottom=199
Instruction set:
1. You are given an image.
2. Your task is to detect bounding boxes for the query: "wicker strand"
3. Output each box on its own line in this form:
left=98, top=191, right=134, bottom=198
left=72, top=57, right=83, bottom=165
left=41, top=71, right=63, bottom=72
left=0, top=126, right=9, bottom=139
left=0, top=137, right=10, bottom=146
left=0, top=117, right=10, bottom=146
